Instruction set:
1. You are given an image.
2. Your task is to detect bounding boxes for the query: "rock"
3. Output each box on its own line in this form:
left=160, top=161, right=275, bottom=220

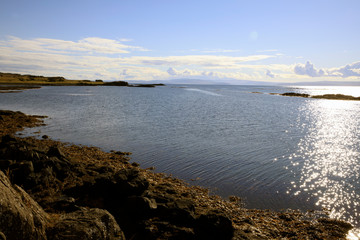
left=113, top=168, right=149, bottom=196
left=155, top=198, right=196, bottom=227
left=125, top=196, right=157, bottom=215
left=1, top=134, right=16, bottom=143
left=0, top=232, right=5, bottom=240
left=141, top=220, right=196, bottom=240
left=280, top=92, right=310, bottom=98
left=47, top=207, right=125, bottom=240
left=10, top=161, right=34, bottom=185
left=0, top=170, right=48, bottom=240
left=47, top=146, right=66, bottom=160
left=65, top=167, right=150, bottom=211
left=0, top=160, right=15, bottom=169
left=195, top=210, right=234, bottom=240
left=131, top=162, right=140, bottom=167
left=47, top=195, right=79, bottom=213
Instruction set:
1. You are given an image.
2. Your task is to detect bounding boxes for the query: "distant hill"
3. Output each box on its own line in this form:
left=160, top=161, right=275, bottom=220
left=129, top=78, right=273, bottom=85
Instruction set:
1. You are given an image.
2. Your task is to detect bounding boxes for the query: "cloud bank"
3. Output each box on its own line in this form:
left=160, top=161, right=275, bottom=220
left=0, top=36, right=359, bottom=83
left=294, top=61, right=360, bottom=78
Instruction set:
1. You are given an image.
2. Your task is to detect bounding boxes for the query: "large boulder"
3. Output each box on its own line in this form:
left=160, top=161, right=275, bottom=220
left=47, top=207, right=125, bottom=240
left=195, top=210, right=234, bottom=240
left=0, top=170, right=48, bottom=240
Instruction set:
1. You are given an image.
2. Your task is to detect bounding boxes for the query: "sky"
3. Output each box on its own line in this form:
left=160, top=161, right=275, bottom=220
left=0, top=0, right=360, bottom=84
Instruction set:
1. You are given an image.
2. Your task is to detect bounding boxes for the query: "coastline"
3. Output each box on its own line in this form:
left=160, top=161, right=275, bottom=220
left=0, top=72, right=164, bottom=88
left=0, top=110, right=353, bottom=239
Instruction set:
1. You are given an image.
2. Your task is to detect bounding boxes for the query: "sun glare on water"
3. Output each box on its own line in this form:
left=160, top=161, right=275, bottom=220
left=286, top=98, right=360, bottom=238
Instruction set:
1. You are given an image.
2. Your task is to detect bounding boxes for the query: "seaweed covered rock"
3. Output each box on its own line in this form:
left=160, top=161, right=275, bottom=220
left=0, top=135, right=67, bottom=192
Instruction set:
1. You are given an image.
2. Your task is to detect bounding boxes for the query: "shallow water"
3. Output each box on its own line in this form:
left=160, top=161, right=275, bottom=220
left=1, top=84, right=360, bottom=235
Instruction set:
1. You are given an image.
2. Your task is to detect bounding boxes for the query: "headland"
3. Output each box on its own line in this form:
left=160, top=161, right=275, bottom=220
left=0, top=72, right=164, bottom=90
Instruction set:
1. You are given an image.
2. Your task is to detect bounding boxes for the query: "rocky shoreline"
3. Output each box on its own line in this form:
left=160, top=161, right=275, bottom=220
left=0, top=110, right=353, bottom=239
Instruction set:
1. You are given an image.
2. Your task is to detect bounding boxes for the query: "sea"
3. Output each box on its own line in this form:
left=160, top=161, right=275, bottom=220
left=1, top=84, right=359, bottom=238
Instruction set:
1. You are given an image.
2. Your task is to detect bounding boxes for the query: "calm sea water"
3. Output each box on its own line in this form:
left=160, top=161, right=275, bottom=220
left=1, top=84, right=360, bottom=235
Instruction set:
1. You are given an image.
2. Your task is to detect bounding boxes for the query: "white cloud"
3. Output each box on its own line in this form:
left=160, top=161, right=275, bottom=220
left=294, top=61, right=360, bottom=78
left=0, top=36, right=148, bottom=55
left=329, top=62, right=360, bottom=77
left=294, top=61, right=325, bottom=77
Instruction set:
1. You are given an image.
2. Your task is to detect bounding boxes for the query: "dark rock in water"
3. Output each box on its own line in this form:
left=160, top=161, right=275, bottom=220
left=281, top=92, right=310, bottom=98
left=195, top=210, right=234, bottom=240
left=0, top=170, right=48, bottom=240
left=47, top=207, right=125, bottom=240
left=129, top=84, right=156, bottom=88
left=41, top=135, right=49, bottom=139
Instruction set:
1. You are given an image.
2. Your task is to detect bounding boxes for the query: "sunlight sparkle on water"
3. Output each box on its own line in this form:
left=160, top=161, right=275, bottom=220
left=286, top=99, right=360, bottom=238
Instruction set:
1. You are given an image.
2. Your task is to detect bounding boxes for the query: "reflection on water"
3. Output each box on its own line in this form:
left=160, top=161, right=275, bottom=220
left=287, top=99, right=360, bottom=237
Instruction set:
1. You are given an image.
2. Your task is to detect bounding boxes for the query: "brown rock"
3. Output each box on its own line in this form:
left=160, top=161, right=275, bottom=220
left=47, top=207, right=125, bottom=240
left=0, top=170, right=48, bottom=240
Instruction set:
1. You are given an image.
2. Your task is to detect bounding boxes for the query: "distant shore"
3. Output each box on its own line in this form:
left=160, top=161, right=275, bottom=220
left=0, top=109, right=353, bottom=239
left=0, top=72, right=164, bottom=89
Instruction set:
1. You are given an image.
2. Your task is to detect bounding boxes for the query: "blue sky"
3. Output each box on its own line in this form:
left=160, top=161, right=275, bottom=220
left=0, top=0, right=359, bottom=83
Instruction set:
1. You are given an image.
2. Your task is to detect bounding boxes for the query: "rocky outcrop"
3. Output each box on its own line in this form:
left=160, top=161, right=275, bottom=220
left=0, top=170, right=48, bottom=240
left=0, top=168, right=125, bottom=240
left=47, top=207, right=125, bottom=240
